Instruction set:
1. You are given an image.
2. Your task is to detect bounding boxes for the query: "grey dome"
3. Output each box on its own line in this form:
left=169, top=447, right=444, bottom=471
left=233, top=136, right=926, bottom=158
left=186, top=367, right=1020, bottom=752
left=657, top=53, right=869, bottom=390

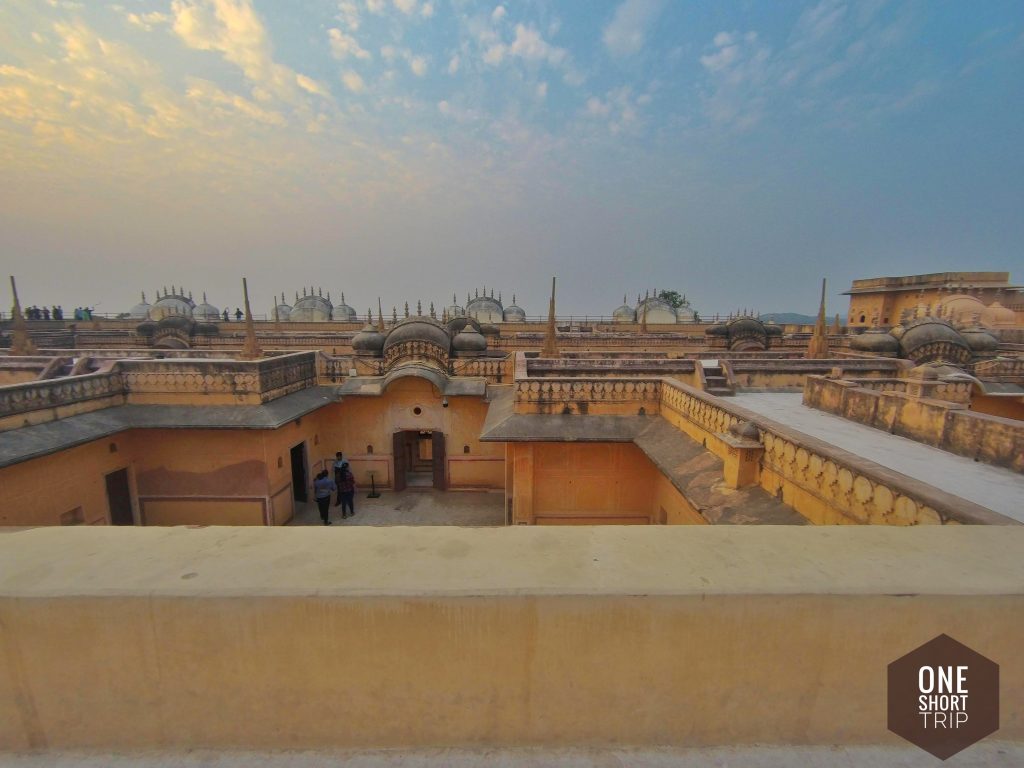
left=148, top=292, right=194, bottom=321
left=383, top=317, right=451, bottom=354
left=898, top=319, right=972, bottom=365
left=466, top=295, right=503, bottom=322
left=637, top=295, right=677, bottom=323
left=849, top=329, right=900, bottom=355
left=612, top=301, right=636, bottom=322
left=503, top=304, right=526, bottom=322
left=331, top=293, right=357, bottom=322
left=352, top=323, right=385, bottom=354
left=958, top=327, right=999, bottom=354
left=289, top=290, right=332, bottom=322
left=193, top=293, right=220, bottom=321
left=452, top=323, right=487, bottom=352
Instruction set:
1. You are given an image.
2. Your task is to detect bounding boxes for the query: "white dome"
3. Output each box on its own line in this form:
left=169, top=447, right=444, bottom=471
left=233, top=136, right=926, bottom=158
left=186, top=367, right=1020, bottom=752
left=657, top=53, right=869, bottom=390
left=148, top=291, right=194, bottom=321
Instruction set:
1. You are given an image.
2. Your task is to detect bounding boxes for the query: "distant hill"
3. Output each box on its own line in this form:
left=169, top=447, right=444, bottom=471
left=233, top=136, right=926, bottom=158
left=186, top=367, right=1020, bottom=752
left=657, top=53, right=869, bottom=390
left=758, top=312, right=843, bottom=325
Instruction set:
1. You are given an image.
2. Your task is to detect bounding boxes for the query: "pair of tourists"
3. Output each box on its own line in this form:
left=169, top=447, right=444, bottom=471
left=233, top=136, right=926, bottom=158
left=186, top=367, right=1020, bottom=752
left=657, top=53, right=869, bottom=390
left=333, top=452, right=356, bottom=519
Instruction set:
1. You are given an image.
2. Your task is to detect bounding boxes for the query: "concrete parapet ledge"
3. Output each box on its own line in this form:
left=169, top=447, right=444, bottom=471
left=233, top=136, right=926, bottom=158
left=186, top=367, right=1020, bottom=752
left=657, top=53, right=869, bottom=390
left=1, top=527, right=1022, bottom=752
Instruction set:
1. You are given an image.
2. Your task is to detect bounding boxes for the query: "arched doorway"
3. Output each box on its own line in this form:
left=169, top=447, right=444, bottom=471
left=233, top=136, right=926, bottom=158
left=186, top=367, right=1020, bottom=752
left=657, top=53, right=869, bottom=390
left=392, top=430, right=446, bottom=491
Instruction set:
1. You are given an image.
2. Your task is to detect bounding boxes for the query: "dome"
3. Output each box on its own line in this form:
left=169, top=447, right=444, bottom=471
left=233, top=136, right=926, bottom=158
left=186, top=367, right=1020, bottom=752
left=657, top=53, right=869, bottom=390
left=331, top=293, right=357, bottom=322
left=636, top=295, right=677, bottom=324
left=193, top=293, right=220, bottom=321
left=981, top=300, right=1016, bottom=328
left=382, top=316, right=452, bottom=354
left=936, top=294, right=986, bottom=326
left=503, top=294, right=526, bottom=322
left=898, top=318, right=972, bottom=365
left=445, top=294, right=464, bottom=320
left=289, top=288, right=333, bottom=322
left=466, top=291, right=504, bottom=323
left=148, top=289, right=194, bottom=321
left=958, top=327, right=999, bottom=354
left=128, top=292, right=151, bottom=320
left=612, top=295, right=636, bottom=322
left=452, top=323, right=487, bottom=353
left=849, top=329, right=900, bottom=355
left=352, top=322, right=386, bottom=355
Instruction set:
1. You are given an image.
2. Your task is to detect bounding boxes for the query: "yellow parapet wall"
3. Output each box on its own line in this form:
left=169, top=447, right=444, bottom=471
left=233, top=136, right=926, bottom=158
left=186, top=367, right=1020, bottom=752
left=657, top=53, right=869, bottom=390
left=1, top=526, right=1022, bottom=751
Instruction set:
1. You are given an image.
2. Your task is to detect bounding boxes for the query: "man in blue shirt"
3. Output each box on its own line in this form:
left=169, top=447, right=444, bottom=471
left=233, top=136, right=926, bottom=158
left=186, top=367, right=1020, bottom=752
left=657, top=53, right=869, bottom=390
left=313, top=470, right=336, bottom=525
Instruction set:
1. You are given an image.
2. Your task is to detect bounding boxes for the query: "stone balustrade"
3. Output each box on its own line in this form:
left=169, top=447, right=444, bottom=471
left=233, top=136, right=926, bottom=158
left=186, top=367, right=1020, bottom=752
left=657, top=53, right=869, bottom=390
left=383, top=340, right=449, bottom=372
left=658, top=378, right=1012, bottom=525
left=974, top=357, right=1024, bottom=383
left=515, top=378, right=661, bottom=414
left=0, top=371, right=125, bottom=420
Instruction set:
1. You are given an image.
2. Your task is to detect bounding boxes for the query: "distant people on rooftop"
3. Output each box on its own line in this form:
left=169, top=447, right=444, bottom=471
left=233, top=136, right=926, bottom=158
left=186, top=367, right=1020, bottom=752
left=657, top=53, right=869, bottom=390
left=222, top=309, right=229, bottom=322
left=235, top=307, right=243, bottom=321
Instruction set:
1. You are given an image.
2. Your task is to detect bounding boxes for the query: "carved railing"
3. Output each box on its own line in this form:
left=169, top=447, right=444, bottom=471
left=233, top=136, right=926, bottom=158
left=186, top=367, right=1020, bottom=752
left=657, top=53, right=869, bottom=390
left=450, top=357, right=513, bottom=383
left=658, top=379, right=1009, bottom=526
left=515, top=378, right=662, bottom=405
left=0, top=371, right=125, bottom=419
left=383, top=340, right=449, bottom=372
left=973, top=357, right=1024, bottom=383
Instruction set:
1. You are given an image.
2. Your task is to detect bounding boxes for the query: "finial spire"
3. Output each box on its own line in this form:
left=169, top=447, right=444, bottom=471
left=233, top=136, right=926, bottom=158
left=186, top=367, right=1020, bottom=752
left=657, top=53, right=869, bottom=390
left=377, top=297, right=385, bottom=332
left=240, top=277, right=262, bottom=360
left=404, top=302, right=409, bottom=318
left=806, top=278, right=830, bottom=359
left=142, top=291, right=147, bottom=303
left=541, top=276, right=558, bottom=358
left=429, top=301, right=435, bottom=319
left=417, top=300, right=422, bottom=316
left=7, top=276, right=37, bottom=355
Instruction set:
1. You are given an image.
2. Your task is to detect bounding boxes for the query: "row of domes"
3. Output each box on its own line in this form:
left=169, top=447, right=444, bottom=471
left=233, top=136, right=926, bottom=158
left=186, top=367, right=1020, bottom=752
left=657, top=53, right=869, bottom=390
left=851, top=318, right=999, bottom=365
left=612, top=292, right=697, bottom=323
left=352, top=315, right=489, bottom=356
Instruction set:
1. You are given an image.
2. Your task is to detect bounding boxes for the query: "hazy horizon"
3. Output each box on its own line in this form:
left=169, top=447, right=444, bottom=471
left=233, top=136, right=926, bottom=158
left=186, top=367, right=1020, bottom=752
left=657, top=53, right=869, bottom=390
left=2, top=0, right=1022, bottom=318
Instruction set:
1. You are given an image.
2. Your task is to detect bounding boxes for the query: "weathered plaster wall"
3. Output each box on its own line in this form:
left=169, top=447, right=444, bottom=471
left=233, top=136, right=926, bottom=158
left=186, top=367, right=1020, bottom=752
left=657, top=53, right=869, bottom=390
left=1, top=526, right=1021, bottom=751
left=319, top=378, right=503, bottom=490
left=0, top=432, right=135, bottom=526
left=804, top=376, right=1024, bottom=473
left=508, top=442, right=697, bottom=525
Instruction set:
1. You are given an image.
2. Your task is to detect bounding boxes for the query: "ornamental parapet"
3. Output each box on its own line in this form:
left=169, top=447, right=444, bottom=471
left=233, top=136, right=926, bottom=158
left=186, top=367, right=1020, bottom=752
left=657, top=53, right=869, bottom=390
left=383, top=340, right=449, bottom=373
left=514, top=378, right=661, bottom=414
left=658, top=378, right=1014, bottom=526
left=0, top=371, right=124, bottom=422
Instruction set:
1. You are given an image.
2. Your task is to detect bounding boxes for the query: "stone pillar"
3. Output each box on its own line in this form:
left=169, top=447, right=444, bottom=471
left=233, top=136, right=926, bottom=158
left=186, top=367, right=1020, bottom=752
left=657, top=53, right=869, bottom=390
left=7, top=276, right=37, bottom=356
left=719, top=421, right=763, bottom=489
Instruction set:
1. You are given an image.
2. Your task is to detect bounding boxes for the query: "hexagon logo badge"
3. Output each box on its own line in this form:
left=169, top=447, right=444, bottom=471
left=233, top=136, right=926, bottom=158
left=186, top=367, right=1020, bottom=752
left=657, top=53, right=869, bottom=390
left=888, top=634, right=999, bottom=760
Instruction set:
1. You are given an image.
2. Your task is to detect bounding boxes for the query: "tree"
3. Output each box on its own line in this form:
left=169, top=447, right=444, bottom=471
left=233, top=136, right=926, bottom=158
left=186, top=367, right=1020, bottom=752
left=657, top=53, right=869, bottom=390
left=658, top=290, right=684, bottom=309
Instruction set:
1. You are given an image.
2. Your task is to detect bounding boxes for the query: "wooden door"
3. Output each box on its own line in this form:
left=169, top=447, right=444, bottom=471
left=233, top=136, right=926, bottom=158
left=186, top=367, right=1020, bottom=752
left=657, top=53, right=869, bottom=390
left=105, top=468, right=134, bottom=526
left=432, top=431, right=446, bottom=490
left=393, top=431, right=407, bottom=491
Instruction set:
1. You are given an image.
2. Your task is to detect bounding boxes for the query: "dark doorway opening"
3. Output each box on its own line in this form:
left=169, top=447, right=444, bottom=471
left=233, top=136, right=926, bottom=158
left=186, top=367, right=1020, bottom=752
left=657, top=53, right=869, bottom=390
left=105, top=468, right=134, bottom=526
left=392, top=430, right=446, bottom=490
left=290, top=442, right=308, bottom=502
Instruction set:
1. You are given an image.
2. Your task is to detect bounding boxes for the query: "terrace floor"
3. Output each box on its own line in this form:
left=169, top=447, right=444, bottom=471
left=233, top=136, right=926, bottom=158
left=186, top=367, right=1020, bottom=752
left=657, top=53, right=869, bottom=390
left=734, top=392, right=1024, bottom=522
left=288, top=488, right=506, bottom=527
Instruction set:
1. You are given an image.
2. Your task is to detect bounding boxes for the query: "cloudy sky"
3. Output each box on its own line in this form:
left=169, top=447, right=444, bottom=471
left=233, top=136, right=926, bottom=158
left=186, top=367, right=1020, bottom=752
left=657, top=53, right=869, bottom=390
left=1, top=0, right=1022, bottom=318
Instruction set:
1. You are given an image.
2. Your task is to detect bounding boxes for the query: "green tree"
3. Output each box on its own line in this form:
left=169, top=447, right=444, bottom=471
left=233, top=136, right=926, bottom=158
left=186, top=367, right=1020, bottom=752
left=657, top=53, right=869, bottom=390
left=658, top=290, right=684, bottom=308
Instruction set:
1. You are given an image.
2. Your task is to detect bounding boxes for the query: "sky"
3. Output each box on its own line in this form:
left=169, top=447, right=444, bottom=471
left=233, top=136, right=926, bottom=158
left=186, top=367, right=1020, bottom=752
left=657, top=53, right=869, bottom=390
left=1, top=0, right=1022, bottom=319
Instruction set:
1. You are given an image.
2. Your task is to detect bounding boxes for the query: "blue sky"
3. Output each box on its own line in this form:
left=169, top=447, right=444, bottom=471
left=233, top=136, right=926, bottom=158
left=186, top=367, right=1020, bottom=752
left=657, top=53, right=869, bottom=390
left=1, top=0, right=1022, bottom=317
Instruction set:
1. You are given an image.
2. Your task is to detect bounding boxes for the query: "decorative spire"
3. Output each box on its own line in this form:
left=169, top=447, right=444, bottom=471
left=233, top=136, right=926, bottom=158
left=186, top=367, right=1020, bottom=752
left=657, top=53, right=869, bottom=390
left=512, top=293, right=517, bottom=305
left=475, top=288, right=479, bottom=298
left=404, top=302, right=409, bottom=318
left=327, top=291, right=331, bottom=302
left=429, top=301, right=435, bottom=319
left=806, top=278, right=830, bottom=359
left=318, top=287, right=323, bottom=297
left=202, top=292, right=207, bottom=303
left=623, top=293, right=627, bottom=304
left=367, top=308, right=373, bottom=326
left=240, top=277, right=262, bottom=360
left=453, top=293, right=457, bottom=304
left=294, top=291, right=299, bottom=303
left=417, top=299, right=422, bottom=316
left=377, top=297, right=385, bottom=333
left=7, top=276, right=37, bottom=355
left=341, top=292, right=345, bottom=304
left=541, top=276, right=558, bottom=358
left=141, top=291, right=147, bottom=303
left=392, top=306, right=398, bottom=323
left=491, top=288, right=494, bottom=299
left=831, top=313, right=842, bottom=336
left=466, top=292, right=470, bottom=305
left=498, top=291, right=502, bottom=303
left=640, top=290, right=649, bottom=334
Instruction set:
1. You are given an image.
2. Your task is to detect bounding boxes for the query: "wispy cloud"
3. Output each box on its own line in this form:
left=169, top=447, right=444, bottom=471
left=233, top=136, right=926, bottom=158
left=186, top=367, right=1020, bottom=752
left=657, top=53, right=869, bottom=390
left=603, top=0, right=665, bottom=57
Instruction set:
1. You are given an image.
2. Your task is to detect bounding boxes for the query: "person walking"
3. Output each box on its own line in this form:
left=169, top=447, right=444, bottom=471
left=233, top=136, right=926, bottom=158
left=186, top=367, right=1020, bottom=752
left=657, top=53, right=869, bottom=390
left=313, top=469, right=336, bottom=525
left=337, top=462, right=356, bottom=519
left=332, top=452, right=346, bottom=506
left=234, top=307, right=243, bottom=321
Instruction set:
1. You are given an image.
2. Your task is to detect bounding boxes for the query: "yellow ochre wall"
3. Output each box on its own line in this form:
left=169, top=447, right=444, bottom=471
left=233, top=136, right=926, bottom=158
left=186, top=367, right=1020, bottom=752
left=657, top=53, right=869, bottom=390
left=508, top=442, right=701, bottom=525
left=0, top=433, right=137, bottom=527
left=317, top=377, right=504, bottom=490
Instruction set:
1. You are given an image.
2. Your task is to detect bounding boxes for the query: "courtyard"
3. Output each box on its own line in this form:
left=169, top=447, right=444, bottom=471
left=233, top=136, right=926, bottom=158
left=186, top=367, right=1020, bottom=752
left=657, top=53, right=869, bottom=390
left=288, top=488, right=506, bottom=527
